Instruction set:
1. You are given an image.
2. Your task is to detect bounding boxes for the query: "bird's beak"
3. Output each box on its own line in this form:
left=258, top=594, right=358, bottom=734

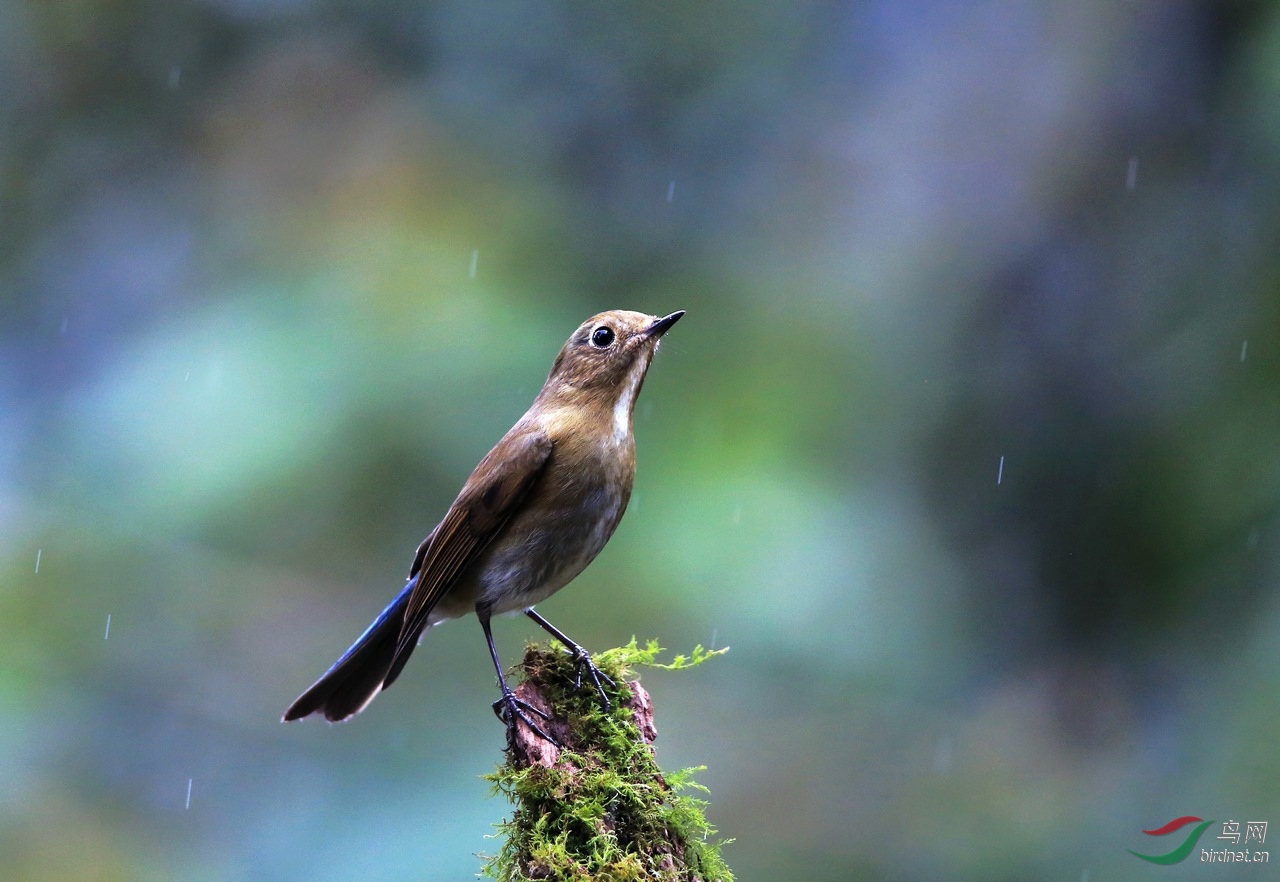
left=645, top=310, right=685, bottom=338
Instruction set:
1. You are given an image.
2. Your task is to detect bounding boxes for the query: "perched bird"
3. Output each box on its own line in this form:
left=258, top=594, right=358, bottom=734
left=283, top=309, right=684, bottom=744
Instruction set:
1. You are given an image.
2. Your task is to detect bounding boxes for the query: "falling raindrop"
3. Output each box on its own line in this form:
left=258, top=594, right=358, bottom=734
left=185, top=778, right=193, bottom=809
left=666, top=180, right=676, bottom=203
left=104, top=614, right=111, bottom=640
left=34, top=548, right=41, bottom=573
left=1240, top=340, right=1248, bottom=362
left=996, top=456, right=1005, bottom=485
left=1126, top=157, right=1138, bottom=190
left=469, top=249, right=479, bottom=279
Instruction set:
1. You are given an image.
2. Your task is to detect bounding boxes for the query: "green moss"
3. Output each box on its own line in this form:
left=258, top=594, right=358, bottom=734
left=482, top=639, right=733, bottom=882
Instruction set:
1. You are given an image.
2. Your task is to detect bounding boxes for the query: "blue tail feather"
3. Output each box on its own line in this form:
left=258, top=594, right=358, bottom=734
left=282, top=580, right=421, bottom=722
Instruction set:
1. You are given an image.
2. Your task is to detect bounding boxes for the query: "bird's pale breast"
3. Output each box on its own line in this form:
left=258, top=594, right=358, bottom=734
left=432, top=424, right=635, bottom=621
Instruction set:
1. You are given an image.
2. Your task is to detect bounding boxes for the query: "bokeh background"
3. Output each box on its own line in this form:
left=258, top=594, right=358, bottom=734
left=4, top=2, right=1280, bottom=879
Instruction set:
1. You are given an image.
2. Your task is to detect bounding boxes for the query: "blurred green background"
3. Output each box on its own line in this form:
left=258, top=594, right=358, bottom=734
left=4, top=2, right=1280, bottom=880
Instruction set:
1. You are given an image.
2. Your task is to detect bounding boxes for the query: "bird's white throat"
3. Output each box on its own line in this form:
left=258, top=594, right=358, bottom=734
left=613, top=358, right=647, bottom=443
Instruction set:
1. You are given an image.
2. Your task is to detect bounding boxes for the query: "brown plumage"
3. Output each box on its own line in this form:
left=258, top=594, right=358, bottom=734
left=283, top=310, right=683, bottom=740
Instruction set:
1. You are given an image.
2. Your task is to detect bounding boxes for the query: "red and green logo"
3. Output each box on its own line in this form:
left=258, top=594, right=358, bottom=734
left=1128, top=816, right=1214, bottom=864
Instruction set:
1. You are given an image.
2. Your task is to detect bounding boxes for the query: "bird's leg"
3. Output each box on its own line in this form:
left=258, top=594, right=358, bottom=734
left=525, top=608, right=615, bottom=711
left=478, top=605, right=558, bottom=748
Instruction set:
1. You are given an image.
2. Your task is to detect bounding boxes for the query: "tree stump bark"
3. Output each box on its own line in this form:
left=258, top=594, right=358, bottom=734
left=483, top=642, right=733, bottom=882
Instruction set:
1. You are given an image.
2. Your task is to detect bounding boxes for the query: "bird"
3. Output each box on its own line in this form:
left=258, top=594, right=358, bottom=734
left=282, top=309, right=684, bottom=745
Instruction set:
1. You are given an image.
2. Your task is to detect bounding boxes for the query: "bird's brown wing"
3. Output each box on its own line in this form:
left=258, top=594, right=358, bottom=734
left=394, top=428, right=553, bottom=659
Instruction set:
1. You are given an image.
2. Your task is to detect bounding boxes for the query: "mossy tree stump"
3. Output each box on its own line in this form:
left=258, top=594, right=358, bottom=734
left=483, top=640, right=732, bottom=882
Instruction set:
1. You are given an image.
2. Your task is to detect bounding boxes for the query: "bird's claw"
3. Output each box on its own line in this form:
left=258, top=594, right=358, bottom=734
left=568, top=647, right=615, bottom=711
left=492, top=689, right=560, bottom=748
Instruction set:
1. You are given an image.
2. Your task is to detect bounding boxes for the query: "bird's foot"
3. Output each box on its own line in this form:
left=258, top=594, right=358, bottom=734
left=565, top=644, right=615, bottom=711
left=492, top=688, right=559, bottom=749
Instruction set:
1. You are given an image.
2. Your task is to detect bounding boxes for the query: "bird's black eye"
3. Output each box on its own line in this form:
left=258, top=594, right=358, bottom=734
left=590, top=325, right=615, bottom=348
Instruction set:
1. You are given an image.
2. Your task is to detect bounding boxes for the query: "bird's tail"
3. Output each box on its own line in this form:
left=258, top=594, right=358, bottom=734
left=282, top=580, right=423, bottom=723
